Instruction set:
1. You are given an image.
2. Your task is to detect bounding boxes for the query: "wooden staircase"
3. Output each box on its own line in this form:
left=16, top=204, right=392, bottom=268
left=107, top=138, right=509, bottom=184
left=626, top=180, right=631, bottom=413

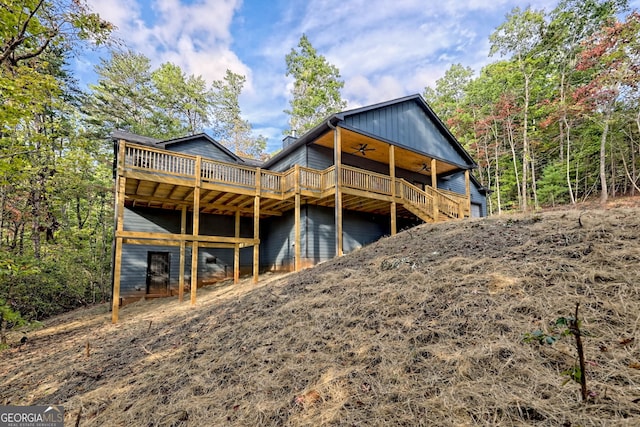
left=396, top=180, right=466, bottom=223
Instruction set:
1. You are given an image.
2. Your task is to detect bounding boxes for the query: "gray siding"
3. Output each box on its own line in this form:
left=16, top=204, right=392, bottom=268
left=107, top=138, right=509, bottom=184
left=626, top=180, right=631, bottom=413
left=269, top=145, right=307, bottom=171
left=305, top=206, right=335, bottom=263
left=260, top=211, right=297, bottom=270
left=120, top=207, right=255, bottom=297
left=343, top=210, right=390, bottom=253
left=307, top=145, right=333, bottom=170
left=260, top=205, right=389, bottom=269
left=305, top=206, right=390, bottom=263
left=120, top=244, right=187, bottom=296
left=165, top=137, right=238, bottom=163
left=343, top=100, right=469, bottom=166
left=438, top=172, right=486, bottom=217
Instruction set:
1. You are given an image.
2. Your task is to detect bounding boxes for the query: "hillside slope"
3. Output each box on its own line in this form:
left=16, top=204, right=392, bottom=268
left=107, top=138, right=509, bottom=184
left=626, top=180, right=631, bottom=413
left=2, top=206, right=640, bottom=426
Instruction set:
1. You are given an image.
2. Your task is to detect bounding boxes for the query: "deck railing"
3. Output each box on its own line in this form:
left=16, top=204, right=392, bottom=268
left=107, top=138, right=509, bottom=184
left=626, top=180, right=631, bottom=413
left=122, top=142, right=469, bottom=220
left=397, top=180, right=434, bottom=216
left=260, top=171, right=282, bottom=195
left=341, top=165, right=392, bottom=195
left=125, top=144, right=195, bottom=177
left=201, top=159, right=256, bottom=188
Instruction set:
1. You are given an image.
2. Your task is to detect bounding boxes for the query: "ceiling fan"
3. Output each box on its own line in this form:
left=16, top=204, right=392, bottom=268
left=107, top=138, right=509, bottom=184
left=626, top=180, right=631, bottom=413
left=352, top=143, right=375, bottom=156
left=416, top=162, right=430, bottom=173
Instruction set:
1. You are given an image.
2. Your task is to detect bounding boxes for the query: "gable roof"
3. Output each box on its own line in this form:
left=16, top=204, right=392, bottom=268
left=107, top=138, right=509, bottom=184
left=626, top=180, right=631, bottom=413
left=111, top=129, right=160, bottom=147
left=158, top=133, right=244, bottom=164
left=263, top=94, right=476, bottom=169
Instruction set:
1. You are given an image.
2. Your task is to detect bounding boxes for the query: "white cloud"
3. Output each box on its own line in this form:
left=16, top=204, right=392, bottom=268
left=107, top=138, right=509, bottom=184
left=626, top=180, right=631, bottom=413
left=83, top=0, right=590, bottom=153
left=87, top=0, right=247, bottom=83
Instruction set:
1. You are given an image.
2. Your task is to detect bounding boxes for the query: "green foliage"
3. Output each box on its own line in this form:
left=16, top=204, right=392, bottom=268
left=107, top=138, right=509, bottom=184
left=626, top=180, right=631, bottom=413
left=523, top=306, right=591, bottom=401
left=284, top=34, right=347, bottom=135
left=211, top=70, right=267, bottom=158
left=0, top=0, right=112, bottom=67
left=537, top=162, right=571, bottom=205
left=0, top=0, right=115, bottom=328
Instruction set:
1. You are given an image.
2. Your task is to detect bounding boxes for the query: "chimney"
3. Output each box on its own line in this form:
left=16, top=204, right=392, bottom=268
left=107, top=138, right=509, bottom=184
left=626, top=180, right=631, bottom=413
left=283, top=132, right=298, bottom=149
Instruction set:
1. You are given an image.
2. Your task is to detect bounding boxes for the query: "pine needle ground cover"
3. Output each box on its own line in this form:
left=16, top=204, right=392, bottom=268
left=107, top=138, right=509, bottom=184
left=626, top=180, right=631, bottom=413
left=2, top=205, right=640, bottom=426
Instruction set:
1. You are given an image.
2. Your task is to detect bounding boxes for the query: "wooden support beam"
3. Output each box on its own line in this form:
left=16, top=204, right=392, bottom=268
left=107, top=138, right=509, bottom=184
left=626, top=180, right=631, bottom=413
left=124, top=170, right=193, bottom=187
left=118, top=140, right=126, bottom=175
left=340, top=187, right=394, bottom=202
left=111, top=176, right=126, bottom=324
left=431, top=158, right=439, bottom=221
left=190, top=156, right=201, bottom=306
left=115, top=230, right=258, bottom=245
left=253, top=195, right=260, bottom=283
left=465, top=169, right=471, bottom=219
left=389, top=145, right=397, bottom=235
left=125, top=194, right=282, bottom=215
left=295, top=194, right=301, bottom=272
left=334, top=126, right=343, bottom=257
left=253, top=169, right=261, bottom=284
left=111, top=238, right=123, bottom=323
left=234, top=210, right=240, bottom=285
left=179, top=206, right=186, bottom=302
left=294, top=165, right=301, bottom=271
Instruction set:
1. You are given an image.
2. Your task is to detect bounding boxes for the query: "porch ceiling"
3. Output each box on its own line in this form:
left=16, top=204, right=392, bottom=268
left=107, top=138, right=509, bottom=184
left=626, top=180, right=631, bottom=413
left=123, top=177, right=284, bottom=218
left=313, top=127, right=460, bottom=176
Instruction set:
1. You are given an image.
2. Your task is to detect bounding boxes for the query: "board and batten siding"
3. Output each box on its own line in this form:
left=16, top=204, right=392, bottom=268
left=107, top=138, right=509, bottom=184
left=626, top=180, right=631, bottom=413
left=268, top=145, right=307, bottom=172
left=307, top=145, right=333, bottom=170
left=163, top=137, right=238, bottom=163
left=305, top=205, right=390, bottom=262
left=437, top=172, right=486, bottom=217
left=343, top=100, right=469, bottom=166
left=119, top=207, right=253, bottom=297
left=260, top=211, right=299, bottom=270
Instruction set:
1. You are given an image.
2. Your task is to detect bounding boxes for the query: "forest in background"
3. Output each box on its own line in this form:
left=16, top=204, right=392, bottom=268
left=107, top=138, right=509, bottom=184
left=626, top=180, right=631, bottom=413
left=424, top=0, right=640, bottom=213
left=1, top=0, right=639, bottom=339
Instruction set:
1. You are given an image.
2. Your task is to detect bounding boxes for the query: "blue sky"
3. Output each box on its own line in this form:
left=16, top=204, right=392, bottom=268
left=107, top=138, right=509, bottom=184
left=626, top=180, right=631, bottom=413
left=82, top=0, right=640, bottom=153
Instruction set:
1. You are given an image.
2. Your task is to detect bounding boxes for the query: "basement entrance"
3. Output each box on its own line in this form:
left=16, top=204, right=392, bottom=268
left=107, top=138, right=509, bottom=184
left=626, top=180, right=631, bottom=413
left=147, top=252, right=170, bottom=294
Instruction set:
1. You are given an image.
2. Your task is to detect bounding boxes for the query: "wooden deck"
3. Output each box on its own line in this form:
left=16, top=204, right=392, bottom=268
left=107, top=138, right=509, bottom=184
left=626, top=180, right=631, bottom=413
left=121, top=142, right=469, bottom=221
left=111, top=140, right=471, bottom=322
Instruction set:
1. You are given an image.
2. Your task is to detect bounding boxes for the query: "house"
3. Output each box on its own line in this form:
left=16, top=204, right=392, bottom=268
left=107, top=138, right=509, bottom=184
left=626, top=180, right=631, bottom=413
left=110, top=94, right=488, bottom=322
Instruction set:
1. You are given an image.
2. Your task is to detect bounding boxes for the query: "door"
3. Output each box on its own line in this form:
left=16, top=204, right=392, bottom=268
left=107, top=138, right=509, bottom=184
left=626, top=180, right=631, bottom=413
left=471, top=203, right=482, bottom=218
left=146, top=252, right=170, bottom=294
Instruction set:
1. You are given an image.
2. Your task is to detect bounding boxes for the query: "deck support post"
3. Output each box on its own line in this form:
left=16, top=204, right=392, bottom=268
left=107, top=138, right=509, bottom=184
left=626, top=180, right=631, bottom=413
left=234, top=210, right=240, bottom=284
left=294, top=165, right=301, bottom=271
left=389, top=145, right=397, bottom=235
left=431, top=158, right=439, bottom=222
left=253, top=168, right=261, bottom=283
left=111, top=175, right=126, bottom=324
left=179, top=205, right=187, bottom=302
left=334, top=126, right=343, bottom=257
left=190, top=156, right=201, bottom=306
left=465, top=169, right=471, bottom=219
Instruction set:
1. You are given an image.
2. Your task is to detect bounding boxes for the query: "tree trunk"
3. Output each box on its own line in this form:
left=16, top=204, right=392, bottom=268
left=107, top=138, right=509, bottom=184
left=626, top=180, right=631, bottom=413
left=600, top=112, right=610, bottom=205
left=531, top=153, right=539, bottom=210
left=506, top=120, right=522, bottom=207
left=521, top=72, right=531, bottom=212
left=494, top=139, right=502, bottom=215
left=565, top=117, right=576, bottom=204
